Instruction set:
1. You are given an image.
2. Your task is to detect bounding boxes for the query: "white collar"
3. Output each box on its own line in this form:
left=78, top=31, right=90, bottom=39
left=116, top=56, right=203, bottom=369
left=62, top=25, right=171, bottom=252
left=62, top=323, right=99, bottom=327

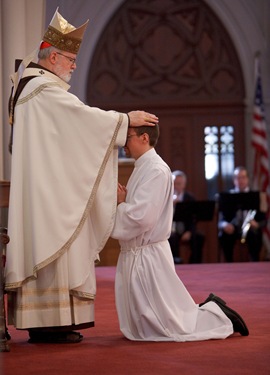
left=22, top=67, right=70, bottom=91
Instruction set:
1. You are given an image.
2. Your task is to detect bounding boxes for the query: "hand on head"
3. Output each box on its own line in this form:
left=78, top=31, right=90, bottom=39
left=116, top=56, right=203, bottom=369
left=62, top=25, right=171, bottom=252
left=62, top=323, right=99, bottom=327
left=128, top=111, right=158, bottom=127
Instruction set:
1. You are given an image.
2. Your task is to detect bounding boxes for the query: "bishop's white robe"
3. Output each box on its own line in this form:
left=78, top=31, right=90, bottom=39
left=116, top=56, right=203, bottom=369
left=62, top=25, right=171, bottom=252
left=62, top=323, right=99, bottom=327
left=5, top=67, right=128, bottom=329
left=111, top=149, right=233, bottom=341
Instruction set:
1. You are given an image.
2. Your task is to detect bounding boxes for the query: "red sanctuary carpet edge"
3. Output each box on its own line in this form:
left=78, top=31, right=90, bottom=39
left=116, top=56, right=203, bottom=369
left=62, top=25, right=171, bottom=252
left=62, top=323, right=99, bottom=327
left=1, top=262, right=270, bottom=375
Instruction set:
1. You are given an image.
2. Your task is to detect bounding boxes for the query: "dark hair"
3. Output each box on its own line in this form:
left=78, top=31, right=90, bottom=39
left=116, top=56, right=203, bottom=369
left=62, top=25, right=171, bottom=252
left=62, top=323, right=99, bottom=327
left=130, top=124, right=159, bottom=147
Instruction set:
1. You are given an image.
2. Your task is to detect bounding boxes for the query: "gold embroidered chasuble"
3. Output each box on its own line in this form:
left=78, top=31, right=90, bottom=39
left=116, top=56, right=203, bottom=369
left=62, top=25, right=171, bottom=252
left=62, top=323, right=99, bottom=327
left=5, top=68, right=128, bottom=328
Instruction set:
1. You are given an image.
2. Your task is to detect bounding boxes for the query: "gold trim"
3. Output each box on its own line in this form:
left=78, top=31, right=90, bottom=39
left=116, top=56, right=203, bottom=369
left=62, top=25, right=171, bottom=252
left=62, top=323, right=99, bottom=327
left=34, top=113, right=124, bottom=272
left=43, top=25, right=82, bottom=54
left=70, top=290, right=95, bottom=299
left=16, top=82, right=61, bottom=106
left=5, top=113, right=124, bottom=290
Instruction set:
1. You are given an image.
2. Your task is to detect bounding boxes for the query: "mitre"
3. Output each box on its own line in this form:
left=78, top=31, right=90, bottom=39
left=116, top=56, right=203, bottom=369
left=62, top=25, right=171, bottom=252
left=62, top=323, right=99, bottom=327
left=42, top=8, right=89, bottom=54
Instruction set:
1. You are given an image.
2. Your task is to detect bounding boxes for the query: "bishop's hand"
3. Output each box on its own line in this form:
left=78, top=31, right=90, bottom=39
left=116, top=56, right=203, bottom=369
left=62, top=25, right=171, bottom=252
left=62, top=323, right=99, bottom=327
left=128, top=111, right=158, bottom=127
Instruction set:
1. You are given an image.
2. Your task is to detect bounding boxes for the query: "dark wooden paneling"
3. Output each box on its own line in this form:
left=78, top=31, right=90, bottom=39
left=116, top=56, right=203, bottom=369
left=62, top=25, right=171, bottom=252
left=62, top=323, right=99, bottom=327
left=88, top=0, right=246, bottom=264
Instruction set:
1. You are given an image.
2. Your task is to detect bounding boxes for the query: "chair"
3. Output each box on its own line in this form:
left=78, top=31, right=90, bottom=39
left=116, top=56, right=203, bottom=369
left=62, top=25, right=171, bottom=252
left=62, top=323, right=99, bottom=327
left=0, top=180, right=10, bottom=352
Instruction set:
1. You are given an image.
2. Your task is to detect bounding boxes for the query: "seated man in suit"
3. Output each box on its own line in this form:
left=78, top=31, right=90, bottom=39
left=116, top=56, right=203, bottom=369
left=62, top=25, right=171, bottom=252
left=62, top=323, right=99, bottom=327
left=218, top=166, right=267, bottom=262
left=169, top=170, right=205, bottom=264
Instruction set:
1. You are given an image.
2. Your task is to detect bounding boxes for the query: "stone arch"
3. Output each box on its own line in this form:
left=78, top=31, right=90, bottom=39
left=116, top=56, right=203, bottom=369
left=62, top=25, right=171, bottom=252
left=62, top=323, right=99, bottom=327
left=86, top=0, right=244, bottom=109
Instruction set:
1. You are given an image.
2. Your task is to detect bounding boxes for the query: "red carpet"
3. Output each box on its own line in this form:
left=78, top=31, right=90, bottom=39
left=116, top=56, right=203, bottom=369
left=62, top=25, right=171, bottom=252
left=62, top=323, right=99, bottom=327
left=1, top=262, right=270, bottom=375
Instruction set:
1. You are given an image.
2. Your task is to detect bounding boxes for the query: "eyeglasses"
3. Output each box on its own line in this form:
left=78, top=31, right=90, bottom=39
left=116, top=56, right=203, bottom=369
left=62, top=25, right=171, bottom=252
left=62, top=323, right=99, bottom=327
left=125, top=133, right=138, bottom=147
left=126, top=134, right=138, bottom=140
left=56, top=52, right=76, bottom=65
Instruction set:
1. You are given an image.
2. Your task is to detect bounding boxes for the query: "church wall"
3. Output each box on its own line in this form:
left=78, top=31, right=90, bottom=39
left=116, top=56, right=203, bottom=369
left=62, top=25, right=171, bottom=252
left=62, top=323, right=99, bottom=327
left=1, top=0, right=269, bottom=179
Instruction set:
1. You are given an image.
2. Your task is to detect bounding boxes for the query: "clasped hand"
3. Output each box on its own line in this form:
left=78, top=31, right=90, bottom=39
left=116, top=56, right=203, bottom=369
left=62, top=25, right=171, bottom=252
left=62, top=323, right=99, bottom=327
left=117, top=183, right=127, bottom=205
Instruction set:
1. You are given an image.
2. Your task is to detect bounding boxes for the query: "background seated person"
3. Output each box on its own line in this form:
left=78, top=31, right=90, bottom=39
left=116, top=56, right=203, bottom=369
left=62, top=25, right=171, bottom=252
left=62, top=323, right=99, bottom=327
left=169, top=170, right=204, bottom=264
left=218, top=166, right=267, bottom=262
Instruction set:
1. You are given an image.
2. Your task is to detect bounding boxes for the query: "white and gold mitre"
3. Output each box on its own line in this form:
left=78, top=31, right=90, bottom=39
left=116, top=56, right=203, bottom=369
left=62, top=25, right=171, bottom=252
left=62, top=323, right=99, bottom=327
left=42, top=8, right=89, bottom=54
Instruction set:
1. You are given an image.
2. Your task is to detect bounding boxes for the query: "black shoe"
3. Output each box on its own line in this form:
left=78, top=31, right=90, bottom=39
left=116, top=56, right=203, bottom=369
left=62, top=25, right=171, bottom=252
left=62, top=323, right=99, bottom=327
left=28, top=331, right=83, bottom=344
left=199, top=293, right=249, bottom=336
left=199, top=293, right=221, bottom=307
